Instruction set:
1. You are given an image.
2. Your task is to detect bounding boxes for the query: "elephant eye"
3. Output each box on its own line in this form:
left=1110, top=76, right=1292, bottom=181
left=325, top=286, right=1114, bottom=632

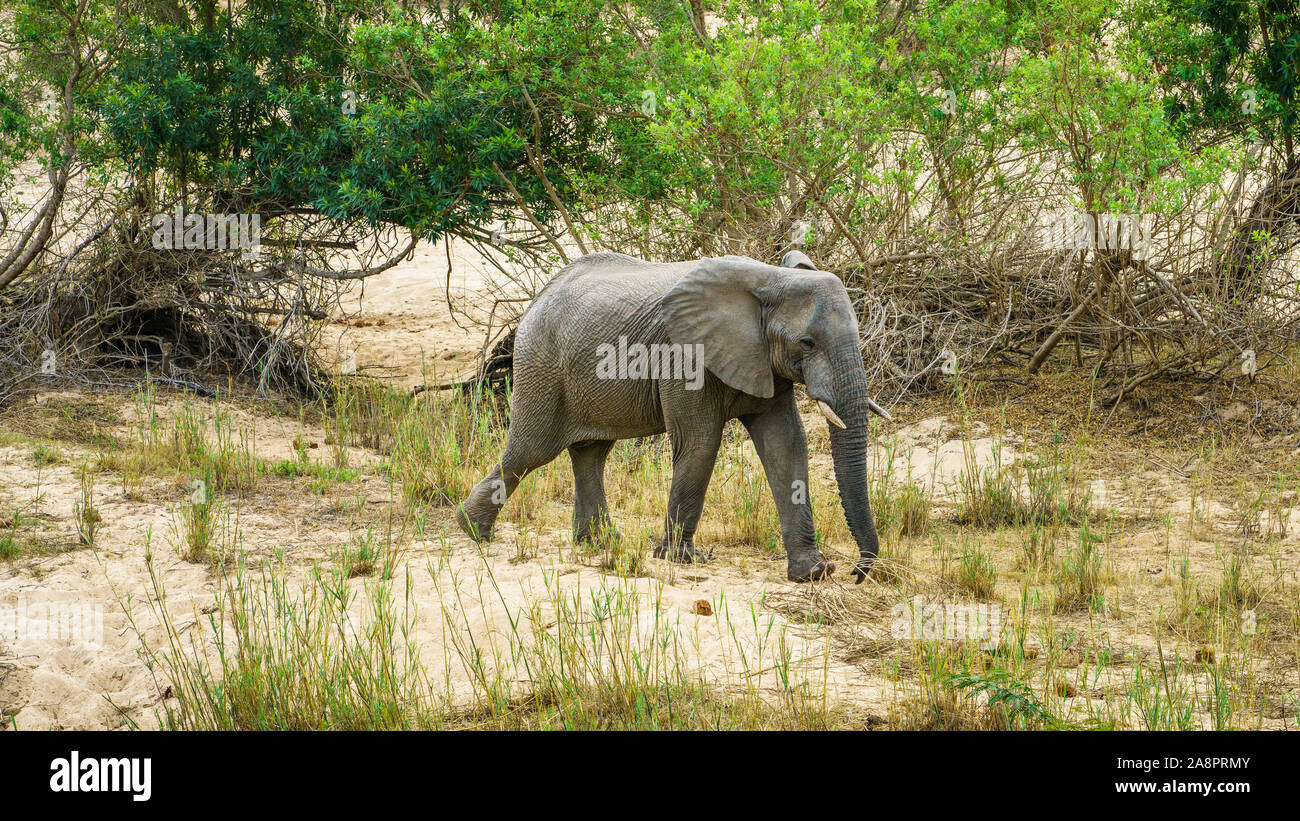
left=798, top=336, right=815, bottom=352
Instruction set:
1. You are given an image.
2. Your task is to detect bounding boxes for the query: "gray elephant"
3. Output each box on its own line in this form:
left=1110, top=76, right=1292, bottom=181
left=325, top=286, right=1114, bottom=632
left=456, top=250, right=891, bottom=583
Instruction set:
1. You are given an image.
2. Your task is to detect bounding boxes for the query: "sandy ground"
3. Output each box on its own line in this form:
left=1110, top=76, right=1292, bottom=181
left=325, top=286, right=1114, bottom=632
left=0, top=238, right=952, bottom=728
left=0, top=407, right=995, bottom=728
left=321, top=241, right=519, bottom=388
left=2, top=237, right=1298, bottom=730
left=2, top=238, right=880, bottom=728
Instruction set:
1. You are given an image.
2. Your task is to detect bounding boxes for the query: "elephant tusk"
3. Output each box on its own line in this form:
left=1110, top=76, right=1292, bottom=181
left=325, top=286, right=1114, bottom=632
left=866, top=397, right=893, bottom=422
left=816, top=400, right=847, bottom=429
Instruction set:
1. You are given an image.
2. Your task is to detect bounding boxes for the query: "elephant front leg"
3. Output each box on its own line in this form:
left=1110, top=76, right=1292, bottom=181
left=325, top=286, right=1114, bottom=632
left=740, top=392, right=836, bottom=582
left=656, top=425, right=723, bottom=564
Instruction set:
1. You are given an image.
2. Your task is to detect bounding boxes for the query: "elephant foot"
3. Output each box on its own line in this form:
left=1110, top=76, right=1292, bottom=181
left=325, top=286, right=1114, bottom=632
left=654, top=540, right=708, bottom=564
left=455, top=504, right=495, bottom=544
left=849, top=557, right=875, bottom=584
left=787, top=551, right=836, bottom=583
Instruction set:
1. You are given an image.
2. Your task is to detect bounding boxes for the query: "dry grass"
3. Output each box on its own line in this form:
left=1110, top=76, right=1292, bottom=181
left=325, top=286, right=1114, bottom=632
left=3, top=372, right=1300, bottom=729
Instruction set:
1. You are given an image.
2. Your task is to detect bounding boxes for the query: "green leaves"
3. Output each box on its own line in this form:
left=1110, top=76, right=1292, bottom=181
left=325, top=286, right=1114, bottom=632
left=945, top=669, right=1065, bottom=729
left=90, top=0, right=653, bottom=241
left=1133, top=0, right=1299, bottom=147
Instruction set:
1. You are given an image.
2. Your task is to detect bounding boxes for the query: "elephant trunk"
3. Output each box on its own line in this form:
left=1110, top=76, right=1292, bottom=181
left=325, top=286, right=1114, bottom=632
left=826, top=347, right=880, bottom=583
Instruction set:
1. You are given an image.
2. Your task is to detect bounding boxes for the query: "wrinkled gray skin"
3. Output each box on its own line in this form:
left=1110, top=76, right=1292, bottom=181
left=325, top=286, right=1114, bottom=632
left=457, top=250, right=882, bottom=583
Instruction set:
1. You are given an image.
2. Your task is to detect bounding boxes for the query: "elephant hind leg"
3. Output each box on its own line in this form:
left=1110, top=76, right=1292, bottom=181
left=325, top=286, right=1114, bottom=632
left=569, top=440, right=615, bottom=545
left=457, top=434, right=565, bottom=543
left=457, top=464, right=507, bottom=543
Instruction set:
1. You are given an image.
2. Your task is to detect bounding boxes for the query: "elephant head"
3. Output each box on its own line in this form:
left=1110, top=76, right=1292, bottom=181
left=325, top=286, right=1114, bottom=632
left=661, top=255, right=890, bottom=582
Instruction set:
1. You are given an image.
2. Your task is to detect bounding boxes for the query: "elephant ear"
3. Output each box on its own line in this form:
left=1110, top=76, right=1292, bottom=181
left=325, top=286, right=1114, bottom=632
left=661, top=261, right=776, bottom=398
left=780, top=250, right=818, bottom=270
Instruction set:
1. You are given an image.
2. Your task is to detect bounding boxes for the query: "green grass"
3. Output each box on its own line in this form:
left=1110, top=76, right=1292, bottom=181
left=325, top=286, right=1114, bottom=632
left=170, top=478, right=221, bottom=565
left=953, top=548, right=998, bottom=600
left=324, top=378, right=505, bottom=510
left=266, top=459, right=358, bottom=483
left=1053, top=522, right=1112, bottom=613
left=29, top=444, right=63, bottom=466
left=73, top=466, right=100, bottom=547
left=7, top=374, right=1294, bottom=731
left=870, top=434, right=934, bottom=538
left=130, top=544, right=844, bottom=730
left=957, top=432, right=1092, bottom=529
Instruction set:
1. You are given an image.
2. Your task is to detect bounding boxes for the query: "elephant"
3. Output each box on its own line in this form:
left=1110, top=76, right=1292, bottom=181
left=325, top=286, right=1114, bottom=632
left=456, top=249, right=892, bottom=583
